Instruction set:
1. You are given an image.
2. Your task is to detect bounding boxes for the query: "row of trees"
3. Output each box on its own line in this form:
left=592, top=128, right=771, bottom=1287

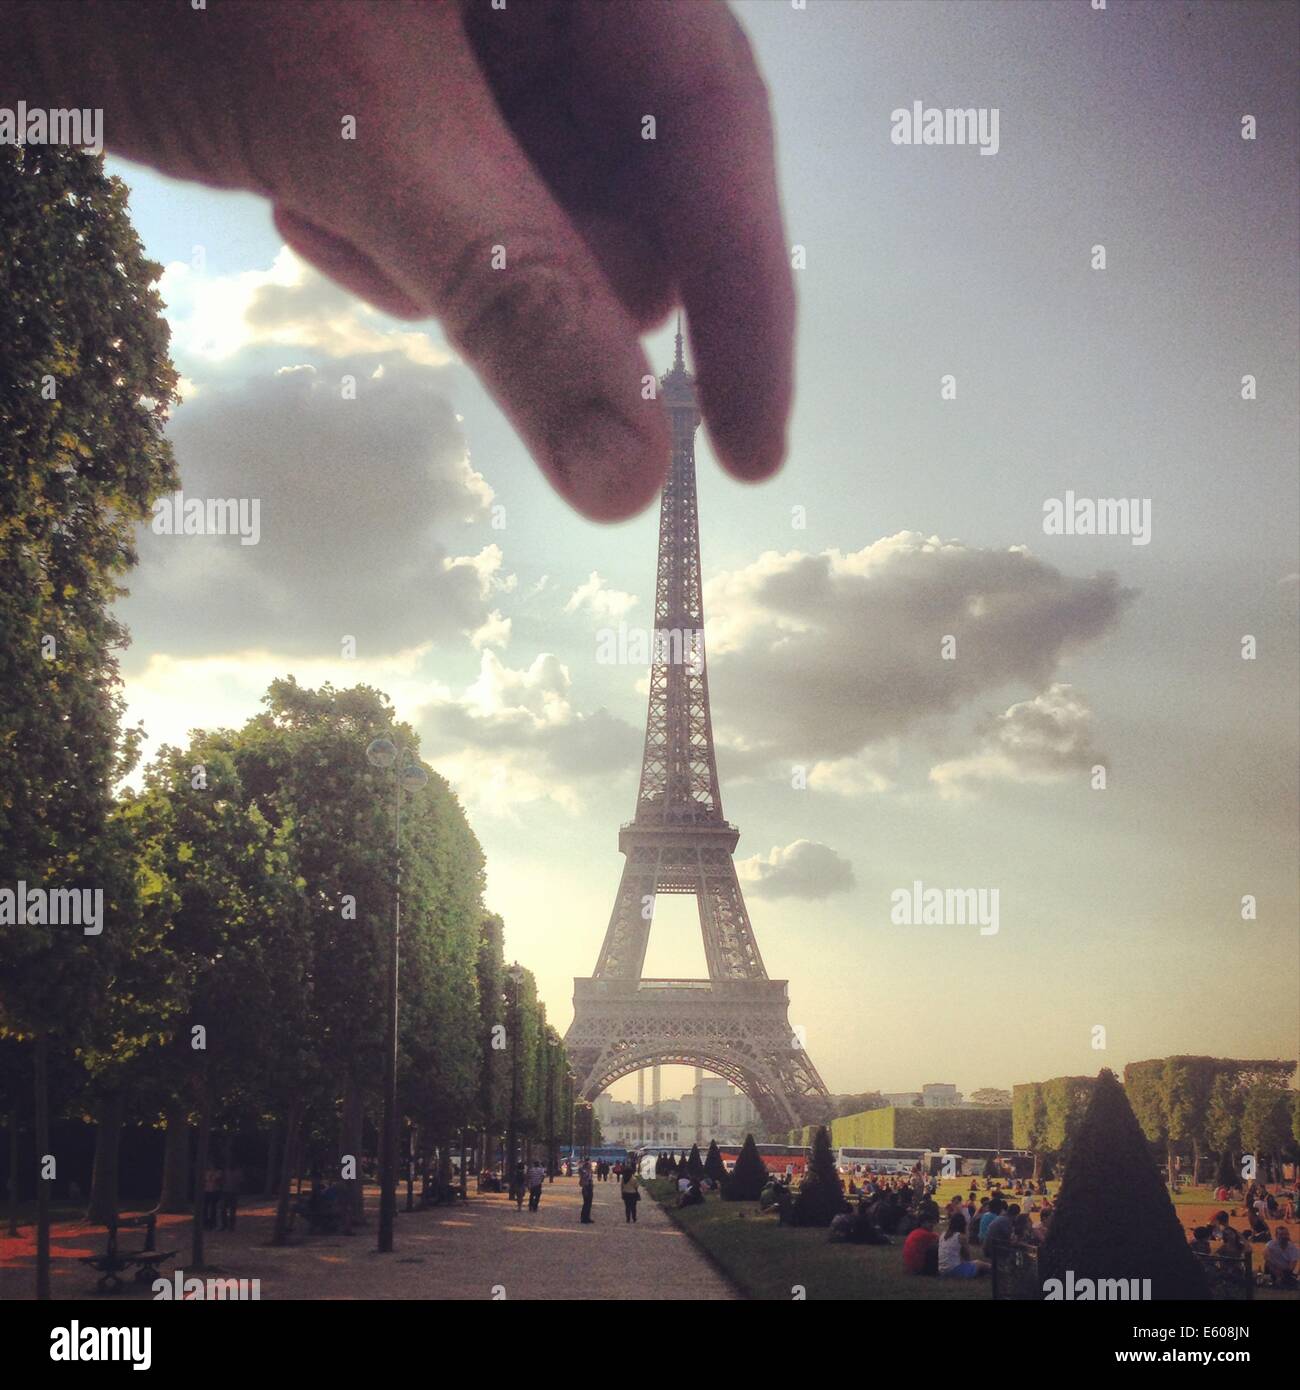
left=0, top=147, right=572, bottom=1296
left=1012, top=1057, right=1299, bottom=1185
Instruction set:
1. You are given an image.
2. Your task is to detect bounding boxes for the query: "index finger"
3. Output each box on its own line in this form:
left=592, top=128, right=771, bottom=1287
left=574, top=1, right=796, bottom=483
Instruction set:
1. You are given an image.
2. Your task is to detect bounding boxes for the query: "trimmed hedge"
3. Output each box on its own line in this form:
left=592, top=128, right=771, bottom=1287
left=831, top=1106, right=1011, bottom=1151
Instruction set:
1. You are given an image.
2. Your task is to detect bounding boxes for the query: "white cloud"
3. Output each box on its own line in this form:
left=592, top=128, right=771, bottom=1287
left=417, top=651, right=639, bottom=817
left=928, top=683, right=1101, bottom=799
left=737, top=840, right=856, bottom=899
left=704, top=532, right=1132, bottom=772
left=565, top=571, right=638, bottom=623
left=159, top=246, right=451, bottom=367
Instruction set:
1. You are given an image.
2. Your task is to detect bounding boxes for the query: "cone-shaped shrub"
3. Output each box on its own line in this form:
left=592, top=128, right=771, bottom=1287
left=705, top=1139, right=727, bottom=1184
left=687, top=1143, right=705, bottom=1179
left=791, top=1125, right=847, bottom=1227
left=723, top=1134, right=768, bottom=1201
left=1039, top=1070, right=1210, bottom=1300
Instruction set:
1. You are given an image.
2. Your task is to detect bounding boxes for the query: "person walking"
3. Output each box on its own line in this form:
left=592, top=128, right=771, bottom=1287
left=202, top=1165, right=222, bottom=1230
left=579, top=1160, right=595, bottom=1224
left=621, top=1163, right=641, bottom=1223
left=526, top=1160, right=546, bottom=1213
left=219, top=1162, right=242, bottom=1231
left=512, top=1160, right=526, bottom=1211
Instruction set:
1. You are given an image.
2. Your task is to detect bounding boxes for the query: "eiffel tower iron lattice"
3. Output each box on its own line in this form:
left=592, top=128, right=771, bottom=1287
left=564, top=324, right=831, bottom=1134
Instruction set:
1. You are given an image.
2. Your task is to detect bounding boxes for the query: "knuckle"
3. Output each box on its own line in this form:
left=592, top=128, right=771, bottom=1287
left=441, top=234, right=592, bottom=366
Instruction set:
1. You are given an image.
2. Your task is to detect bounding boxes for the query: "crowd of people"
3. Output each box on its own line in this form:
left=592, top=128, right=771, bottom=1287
left=1191, top=1180, right=1299, bottom=1288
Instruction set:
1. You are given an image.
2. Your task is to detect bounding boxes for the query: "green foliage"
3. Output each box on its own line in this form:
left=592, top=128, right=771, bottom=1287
left=686, top=1143, right=704, bottom=1179
left=1039, top=1071, right=1209, bottom=1300
left=1012, top=1081, right=1047, bottom=1152
left=831, top=1105, right=1010, bottom=1151
left=831, top=1106, right=894, bottom=1149
left=1039, top=1075, right=1096, bottom=1160
left=722, top=1133, right=768, bottom=1201
left=704, top=1139, right=727, bottom=1183
left=0, top=146, right=178, bottom=1050
left=790, top=1125, right=846, bottom=1227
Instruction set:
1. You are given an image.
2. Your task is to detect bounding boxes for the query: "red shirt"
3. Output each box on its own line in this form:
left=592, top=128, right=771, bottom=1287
left=902, top=1226, right=938, bottom=1275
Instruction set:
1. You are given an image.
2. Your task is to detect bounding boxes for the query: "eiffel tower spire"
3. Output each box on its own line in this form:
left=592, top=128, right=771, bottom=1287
left=565, top=330, right=831, bottom=1133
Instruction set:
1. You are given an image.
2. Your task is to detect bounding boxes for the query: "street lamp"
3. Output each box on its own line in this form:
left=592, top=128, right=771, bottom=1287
left=505, top=962, right=524, bottom=1201
left=366, top=735, right=429, bottom=1254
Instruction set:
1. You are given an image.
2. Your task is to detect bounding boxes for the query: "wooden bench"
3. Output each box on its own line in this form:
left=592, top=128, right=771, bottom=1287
left=79, top=1211, right=177, bottom=1294
left=290, top=1196, right=343, bottom=1235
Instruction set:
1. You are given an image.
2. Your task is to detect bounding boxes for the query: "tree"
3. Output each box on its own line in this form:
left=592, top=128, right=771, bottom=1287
left=1012, top=1082, right=1049, bottom=1181
left=686, top=1143, right=705, bottom=1180
left=0, top=146, right=179, bottom=1298
left=1240, top=1082, right=1291, bottom=1183
left=1039, top=1071, right=1209, bottom=1300
left=791, top=1125, right=846, bottom=1227
left=833, top=1091, right=886, bottom=1117
left=971, top=1087, right=1012, bottom=1107
left=704, top=1139, right=727, bottom=1184
left=722, top=1134, right=767, bottom=1201
left=1162, top=1057, right=1217, bottom=1185
left=1123, top=1058, right=1171, bottom=1186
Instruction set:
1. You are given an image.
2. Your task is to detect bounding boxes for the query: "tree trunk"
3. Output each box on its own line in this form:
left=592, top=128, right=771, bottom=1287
left=405, top=1121, right=416, bottom=1212
left=1166, top=1143, right=1176, bottom=1191
left=1191, top=1138, right=1201, bottom=1187
left=263, top=1122, right=280, bottom=1198
left=191, top=1073, right=212, bottom=1269
left=272, top=1097, right=304, bottom=1246
left=87, top=1090, right=124, bottom=1224
left=340, top=1072, right=364, bottom=1229
left=6, top=1110, right=19, bottom=1236
left=34, top=1034, right=51, bottom=1301
left=159, top=1098, right=191, bottom=1213
left=459, top=1129, right=468, bottom=1199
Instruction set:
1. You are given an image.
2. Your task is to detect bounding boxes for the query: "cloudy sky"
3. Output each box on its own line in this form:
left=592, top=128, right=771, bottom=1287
left=110, top=0, right=1298, bottom=1105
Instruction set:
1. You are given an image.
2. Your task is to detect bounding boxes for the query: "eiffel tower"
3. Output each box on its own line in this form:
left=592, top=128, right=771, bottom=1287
left=565, top=324, right=831, bottom=1134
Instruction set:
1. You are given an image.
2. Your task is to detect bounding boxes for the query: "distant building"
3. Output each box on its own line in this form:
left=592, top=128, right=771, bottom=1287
left=921, top=1083, right=963, bottom=1107
left=880, top=1084, right=965, bottom=1108
left=593, top=1077, right=759, bottom=1148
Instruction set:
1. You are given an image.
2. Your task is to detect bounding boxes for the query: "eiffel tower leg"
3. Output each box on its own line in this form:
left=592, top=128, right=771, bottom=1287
left=592, top=847, right=658, bottom=979
left=698, top=850, right=768, bottom=981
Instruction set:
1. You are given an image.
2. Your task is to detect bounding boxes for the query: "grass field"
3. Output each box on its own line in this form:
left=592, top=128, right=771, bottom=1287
left=648, top=1179, right=1300, bottom=1302
left=645, top=1180, right=985, bottom=1301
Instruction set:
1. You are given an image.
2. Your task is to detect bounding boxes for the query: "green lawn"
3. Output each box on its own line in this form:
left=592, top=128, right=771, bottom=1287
left=646, top=1180, right=986, bottom=1302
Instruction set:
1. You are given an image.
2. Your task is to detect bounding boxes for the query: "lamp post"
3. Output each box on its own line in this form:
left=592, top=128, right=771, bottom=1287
left=505, top=962, right=524, bottom=1197
left=365, top=736, right=429, bottom=1254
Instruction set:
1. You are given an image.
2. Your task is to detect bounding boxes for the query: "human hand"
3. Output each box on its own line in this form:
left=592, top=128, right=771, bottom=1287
left=11, top=0, right=794, bottom=521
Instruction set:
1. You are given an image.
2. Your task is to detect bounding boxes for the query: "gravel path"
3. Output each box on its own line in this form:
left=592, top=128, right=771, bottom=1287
left=0, top=1176, right=739, bottom=1302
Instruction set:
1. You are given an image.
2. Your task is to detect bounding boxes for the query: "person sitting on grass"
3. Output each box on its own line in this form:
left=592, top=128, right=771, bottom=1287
left=938, top=1212, right=991, bottom=1279
left=1212, top=1211, right=1246, bottom=1256
left=902, top=1204, right=941, bottom=1276
left=978, top=1196, right=1003, bottom=1244
left=677, top=1177, right=704, bottom=1209
left=1246, top=1208, right=1271, bottom=1244
left=1263, top=1226, right=1298, bottom=1288
left=1189, top=1225, right=1214, bottom=1255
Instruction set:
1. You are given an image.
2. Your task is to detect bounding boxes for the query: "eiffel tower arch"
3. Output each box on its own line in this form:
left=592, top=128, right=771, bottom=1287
left=565, top=324, right=832, bottom=1134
